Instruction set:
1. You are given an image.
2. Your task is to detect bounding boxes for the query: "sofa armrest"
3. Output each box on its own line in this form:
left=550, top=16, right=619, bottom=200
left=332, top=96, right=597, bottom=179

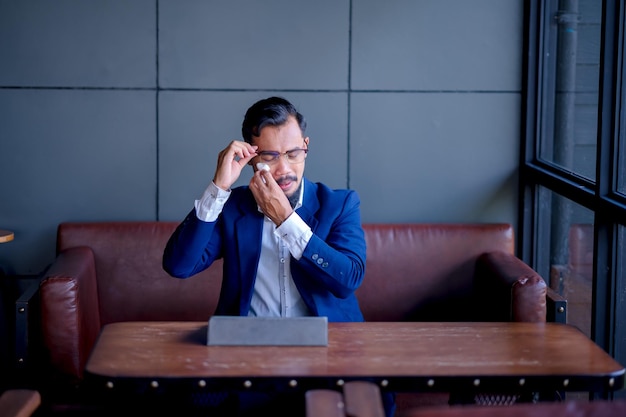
left=39, top=246, right=101, bottom=384
left=474, top=251, right=547, bottom=323
left=545, top=286, right=567, bottom=323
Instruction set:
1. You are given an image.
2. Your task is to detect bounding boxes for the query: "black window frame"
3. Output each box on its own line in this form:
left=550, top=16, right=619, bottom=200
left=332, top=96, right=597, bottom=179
left=521, top=0, right=626, bottom=399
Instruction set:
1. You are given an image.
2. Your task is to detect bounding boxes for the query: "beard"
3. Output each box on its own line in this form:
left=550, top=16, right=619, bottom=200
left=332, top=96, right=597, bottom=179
left=287, top=180, right=302, bottom=209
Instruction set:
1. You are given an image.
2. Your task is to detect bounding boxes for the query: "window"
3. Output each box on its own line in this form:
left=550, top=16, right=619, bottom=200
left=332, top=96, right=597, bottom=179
left=619, top=80, right=626, bottom=195
left=617, top=225, right=626, bottom=357
left=538, top=1, right=601, bottom=181
left=536, top=187, right=594, bottom=337
left=522, top=0, right=626, bottom=400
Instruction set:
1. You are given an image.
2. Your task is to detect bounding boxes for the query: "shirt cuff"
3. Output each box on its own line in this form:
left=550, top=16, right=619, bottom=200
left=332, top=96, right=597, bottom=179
left=194, top=182, right=230, bottom=222
left=275, top=212, right=312, bottom=260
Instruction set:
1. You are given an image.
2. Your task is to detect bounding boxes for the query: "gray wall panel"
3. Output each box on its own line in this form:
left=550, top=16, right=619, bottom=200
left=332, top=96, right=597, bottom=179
left=159, top=0, right=350, bottom=89
left=352, top=0, right=523, bottom=91
left=0, top=0, right=156, bottom=87
left=350, top=92, right=519, bottom=223
left=0, top=89, right=156, bottom=274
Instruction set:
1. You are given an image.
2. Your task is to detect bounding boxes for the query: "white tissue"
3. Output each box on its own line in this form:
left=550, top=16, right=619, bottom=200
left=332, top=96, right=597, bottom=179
left=256, top=163, right=270, bottom=172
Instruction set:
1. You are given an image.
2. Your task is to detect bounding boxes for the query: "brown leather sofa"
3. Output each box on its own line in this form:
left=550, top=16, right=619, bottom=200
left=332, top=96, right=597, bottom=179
left=20, top=221, right=562, bottom=414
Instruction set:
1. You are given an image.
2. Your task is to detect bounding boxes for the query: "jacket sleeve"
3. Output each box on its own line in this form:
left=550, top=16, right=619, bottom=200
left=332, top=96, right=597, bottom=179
left=162, top=209, right=223, bottom=278
left=295, top=189, right=366, bottom=298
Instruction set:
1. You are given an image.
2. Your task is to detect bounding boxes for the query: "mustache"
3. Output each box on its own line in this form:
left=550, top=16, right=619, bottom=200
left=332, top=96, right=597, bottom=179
left=276, top=175, right=298, bottom=185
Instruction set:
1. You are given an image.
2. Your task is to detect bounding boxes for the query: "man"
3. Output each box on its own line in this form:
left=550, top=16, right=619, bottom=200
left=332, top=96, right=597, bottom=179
left=163, top=96, right=367, bottom=320
left=163, top=96, right=394, bottom=416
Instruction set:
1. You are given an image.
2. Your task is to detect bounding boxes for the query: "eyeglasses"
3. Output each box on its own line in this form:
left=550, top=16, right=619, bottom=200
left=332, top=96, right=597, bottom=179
left=256, top=148, right=308, bottom=165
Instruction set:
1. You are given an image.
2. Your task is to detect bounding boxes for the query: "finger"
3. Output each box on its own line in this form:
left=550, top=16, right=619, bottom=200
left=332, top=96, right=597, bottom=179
left=239, top=152, right=258, bottom=167
left=226, top=141, right=256, bottom=159
left=250, top=170, right=264, bottom=186
left=236, top=143, right=258, bottom=158
left=250, top=169, right=264, bottom=184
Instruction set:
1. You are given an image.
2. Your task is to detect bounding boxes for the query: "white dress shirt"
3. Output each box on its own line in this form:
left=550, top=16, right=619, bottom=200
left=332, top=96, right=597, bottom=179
left=194, top=181, right=313, bottom=317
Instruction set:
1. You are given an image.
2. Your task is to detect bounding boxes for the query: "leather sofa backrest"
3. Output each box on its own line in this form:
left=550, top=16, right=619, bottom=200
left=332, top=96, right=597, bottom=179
left=57, top=222, right=222, bottom=325
left=358, top=223, right=514, bottom=321
left=55, top=222, right=514, bottom=325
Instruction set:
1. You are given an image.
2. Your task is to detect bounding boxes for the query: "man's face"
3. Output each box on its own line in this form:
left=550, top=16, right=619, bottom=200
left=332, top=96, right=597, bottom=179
left=252, top=116, right=309, bottom=198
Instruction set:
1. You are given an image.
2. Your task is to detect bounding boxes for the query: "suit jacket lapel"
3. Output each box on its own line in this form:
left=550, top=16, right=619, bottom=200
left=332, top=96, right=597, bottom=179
left=296, top=178, right=319, bottom=231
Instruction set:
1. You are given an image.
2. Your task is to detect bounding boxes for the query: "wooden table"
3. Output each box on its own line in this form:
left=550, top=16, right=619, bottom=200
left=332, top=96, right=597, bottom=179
left=84, top=321, right=625, bottom=397
left=0, top=229, right=14, bottom=243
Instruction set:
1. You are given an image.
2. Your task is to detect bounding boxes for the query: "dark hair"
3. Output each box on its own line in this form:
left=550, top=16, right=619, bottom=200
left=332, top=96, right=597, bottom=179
left=241, top=96, right=307, bottom=143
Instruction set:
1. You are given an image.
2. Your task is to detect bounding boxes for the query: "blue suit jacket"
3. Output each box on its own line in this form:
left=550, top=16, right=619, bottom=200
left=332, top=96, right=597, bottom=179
left=163, top=178, right=366, bottom=322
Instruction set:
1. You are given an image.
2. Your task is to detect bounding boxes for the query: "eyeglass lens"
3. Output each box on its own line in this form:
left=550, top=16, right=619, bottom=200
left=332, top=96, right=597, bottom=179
left=258, top=149, right=307, bottom=164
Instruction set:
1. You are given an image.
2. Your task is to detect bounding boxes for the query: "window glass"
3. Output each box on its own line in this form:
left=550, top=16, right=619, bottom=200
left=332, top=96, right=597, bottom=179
left=537, top=186, right=594, bottom=338
left=619, top=7, right=626, bottom=197
left=619, top=107, right=626, bottom=195
left=616, top=225, right=626, bottom=384
left=539, top=1, right=602, bottom=180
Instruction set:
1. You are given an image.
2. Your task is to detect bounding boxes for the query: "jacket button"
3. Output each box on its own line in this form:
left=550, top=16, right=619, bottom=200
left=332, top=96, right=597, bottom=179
left=317, top=258, right=324, bottom=265
left=312, top=254, right=319, bottom=260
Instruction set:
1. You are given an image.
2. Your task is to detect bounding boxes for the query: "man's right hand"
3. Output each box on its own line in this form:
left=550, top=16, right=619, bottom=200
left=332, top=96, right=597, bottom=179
left=212, top=140, right=258, bottom=190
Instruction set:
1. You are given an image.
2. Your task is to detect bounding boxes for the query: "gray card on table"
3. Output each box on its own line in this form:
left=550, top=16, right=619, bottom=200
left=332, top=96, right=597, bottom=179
left=207, top=315, right=328, bottom=346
